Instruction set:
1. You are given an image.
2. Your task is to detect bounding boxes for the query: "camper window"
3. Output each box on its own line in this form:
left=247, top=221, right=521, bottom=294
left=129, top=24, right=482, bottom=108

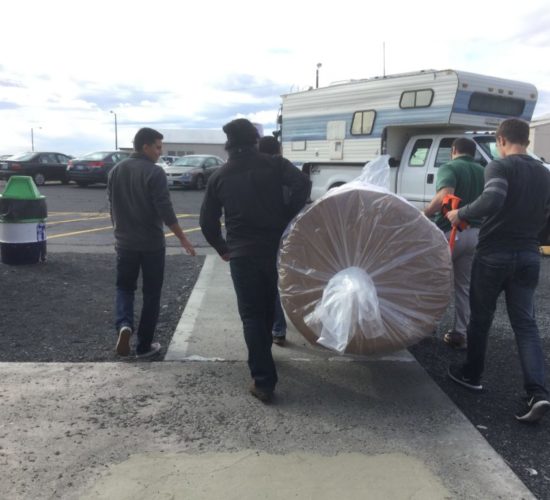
left=469, top=93, right=525, bottom=117
left=351, top=110, right=376, bottom=135
left=400, top=89, right=434, bottom=109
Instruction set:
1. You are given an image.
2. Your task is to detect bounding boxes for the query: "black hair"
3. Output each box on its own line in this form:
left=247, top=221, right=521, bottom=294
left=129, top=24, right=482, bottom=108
left=452, top=137, right=476, bottom=157
left=258, top=136, right=281, bottom=155
left=133, top=127, right=163, bottom=152
left=496, top=118, right=530, bottom=146
left=222, top=118, right=259, bottom=150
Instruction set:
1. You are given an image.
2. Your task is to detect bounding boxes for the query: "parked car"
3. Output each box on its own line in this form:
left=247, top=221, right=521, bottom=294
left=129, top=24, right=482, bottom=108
left=163, top=155, right=225, bottom=189
left=0, top=151, right=72, bottom=186
left=66, top=151, right=130, bottom=187
left=161, top=155, right=181, bottom=165
left=0, top=154, right=14, bottom=160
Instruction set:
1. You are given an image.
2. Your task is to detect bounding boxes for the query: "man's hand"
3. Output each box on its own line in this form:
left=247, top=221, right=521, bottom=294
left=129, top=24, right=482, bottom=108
left=179, top=235, right=196, bottom=256
left=446, top=209, right=461, bottom=226
left=220, top=253, right=230, bottom=262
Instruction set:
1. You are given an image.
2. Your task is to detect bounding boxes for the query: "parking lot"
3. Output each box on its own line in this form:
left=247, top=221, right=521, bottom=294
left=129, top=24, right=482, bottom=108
left=18, top=183, right=211, bottom=252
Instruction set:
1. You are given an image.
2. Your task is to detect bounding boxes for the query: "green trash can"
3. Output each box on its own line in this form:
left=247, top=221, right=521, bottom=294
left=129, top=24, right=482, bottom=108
left=0, top=176, right=47, bottom=265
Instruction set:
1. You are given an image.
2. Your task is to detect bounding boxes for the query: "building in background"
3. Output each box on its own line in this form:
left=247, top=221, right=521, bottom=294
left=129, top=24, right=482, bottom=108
left=530, top=114, right=550, bottom=162
left=158, top=129, right=227, bottom=159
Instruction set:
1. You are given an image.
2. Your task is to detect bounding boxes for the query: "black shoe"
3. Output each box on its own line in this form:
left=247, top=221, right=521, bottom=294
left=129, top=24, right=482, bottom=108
left=249, top=383, right=273, bottom=403
left=447, top=364, right=482, bottom=391
left=135, top=342, right=162, bottom=360
left=272, top=335, right=286, bottom=346
left=515, top=395, right=550, bottom=423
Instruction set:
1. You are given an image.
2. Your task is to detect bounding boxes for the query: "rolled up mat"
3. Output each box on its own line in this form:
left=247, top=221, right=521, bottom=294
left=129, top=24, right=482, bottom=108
left=278, top=182, right=452, bottom=355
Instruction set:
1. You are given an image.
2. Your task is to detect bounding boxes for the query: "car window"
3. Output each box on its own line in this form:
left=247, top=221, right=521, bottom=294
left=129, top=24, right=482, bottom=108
left=204, top=158, right=216, bottom=167
left=434, top=138, right=454, bottom=168
left=409, top=139, right=432, bottom=167
left=56, top=154, right=69, bottom=164
left=40, top=154, right=56, bottom=164
left=81, top=151, right=109, bottom=161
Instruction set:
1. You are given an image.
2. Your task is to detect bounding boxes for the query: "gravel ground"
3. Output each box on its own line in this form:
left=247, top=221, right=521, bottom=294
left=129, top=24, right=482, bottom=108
left=0, top=253, right=204, bottom=361
left=409, top=256, right=550, bottom=500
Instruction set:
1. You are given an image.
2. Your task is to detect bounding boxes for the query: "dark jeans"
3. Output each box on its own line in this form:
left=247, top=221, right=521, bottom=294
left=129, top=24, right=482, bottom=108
left=116, top=247, right=165, bottom=355
left=272, top=290, right=287, bottom=336
left=229, top=255, right=278, bottom=391
left=464, top=250, right=548, bottom=397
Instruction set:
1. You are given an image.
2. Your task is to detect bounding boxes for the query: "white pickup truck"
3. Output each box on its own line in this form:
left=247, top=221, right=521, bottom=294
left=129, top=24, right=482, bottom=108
left=277, top=69, right=540, bottom=210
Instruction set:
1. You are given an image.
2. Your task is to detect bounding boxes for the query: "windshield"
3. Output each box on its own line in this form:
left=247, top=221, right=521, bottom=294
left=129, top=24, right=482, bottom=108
left=9, top=152, right=37, bottom=161
left=474, top=135, right=545, bottom=163
left=474, top=136, right=498, bottom=160
left=80, top=152, right=109, bottom=160
left=173, top=157, right=204, bottom=167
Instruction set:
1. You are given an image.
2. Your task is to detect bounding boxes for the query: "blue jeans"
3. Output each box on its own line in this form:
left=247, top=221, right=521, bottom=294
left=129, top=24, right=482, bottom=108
left=272, top=290, right=287, bottom=337
left=464, top=250, right=548, bottom=397
left=116, top=247, right=165, bottom=355
left=229, top=255, right=278, bottom=391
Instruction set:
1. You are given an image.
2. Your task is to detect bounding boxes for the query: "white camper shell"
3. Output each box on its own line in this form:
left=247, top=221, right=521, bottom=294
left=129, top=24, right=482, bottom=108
left=278, top=69, right=538, bottom=206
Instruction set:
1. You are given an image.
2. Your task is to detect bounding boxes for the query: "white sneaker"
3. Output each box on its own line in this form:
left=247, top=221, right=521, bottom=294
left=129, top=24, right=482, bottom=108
left=135, top=342, right=162, bottom=360
left=115, top=326, right=132, bottom=356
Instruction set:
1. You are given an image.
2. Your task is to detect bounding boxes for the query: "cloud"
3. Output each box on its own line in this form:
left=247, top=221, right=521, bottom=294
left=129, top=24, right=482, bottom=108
left=0, top=101, right=20, bottom=110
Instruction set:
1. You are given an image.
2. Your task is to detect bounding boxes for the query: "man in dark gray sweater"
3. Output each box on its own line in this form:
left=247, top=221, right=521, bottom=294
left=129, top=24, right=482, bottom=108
left=200, top=119, right=310, bottom=402
left=108, top=127, right=195, bottom=359
left=446, top=118, right=550, bottom=423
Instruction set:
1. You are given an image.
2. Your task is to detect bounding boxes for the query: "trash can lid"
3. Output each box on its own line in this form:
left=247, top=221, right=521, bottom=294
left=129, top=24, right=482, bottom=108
left=0, top=176, right=45, bottom=200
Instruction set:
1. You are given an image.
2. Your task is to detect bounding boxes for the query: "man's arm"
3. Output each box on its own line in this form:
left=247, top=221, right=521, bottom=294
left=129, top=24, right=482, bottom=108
left=149, top=166, right=196, bottom=256
left=424, top=187, right=455, bottom=218
left=199, top=177, right=229, bottom=259
left=447, top=161, right=507, bottom=225
left=280, top=158, right=311, bottom=220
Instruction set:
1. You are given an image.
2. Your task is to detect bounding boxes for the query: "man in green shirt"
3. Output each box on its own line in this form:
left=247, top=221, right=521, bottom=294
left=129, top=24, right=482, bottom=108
left=424, top=137, right=484, bottom=349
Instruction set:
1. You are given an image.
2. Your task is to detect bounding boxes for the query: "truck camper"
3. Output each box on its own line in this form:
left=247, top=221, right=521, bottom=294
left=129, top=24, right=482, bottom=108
left=277, top=69, right=539, bottom=208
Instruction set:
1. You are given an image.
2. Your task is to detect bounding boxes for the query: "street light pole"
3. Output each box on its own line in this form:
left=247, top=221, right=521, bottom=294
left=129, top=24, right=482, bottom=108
left=316, top=62, right=322, bottom=89
left=31, top=127, right=42, bottom=152
left=110, top=110, right=118, bottom=150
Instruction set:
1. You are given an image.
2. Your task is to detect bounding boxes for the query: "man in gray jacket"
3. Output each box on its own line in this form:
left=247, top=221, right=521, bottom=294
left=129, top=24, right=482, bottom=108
left=108, top=127, right=195, bottom=359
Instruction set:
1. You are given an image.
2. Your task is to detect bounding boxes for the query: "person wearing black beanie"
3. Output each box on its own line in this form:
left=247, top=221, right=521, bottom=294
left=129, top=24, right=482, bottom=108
left=200, top=118, right=311, bottom=402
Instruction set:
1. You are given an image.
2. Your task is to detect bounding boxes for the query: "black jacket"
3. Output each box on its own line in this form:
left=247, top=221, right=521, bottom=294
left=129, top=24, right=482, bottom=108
left=107, top=153, right=177, bottom=251
left=200, top=147, right=310, bottom=258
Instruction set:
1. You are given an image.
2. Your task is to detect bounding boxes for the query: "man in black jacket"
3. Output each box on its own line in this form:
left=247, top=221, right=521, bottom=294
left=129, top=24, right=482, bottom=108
left=108, top=127, right=195, bottom=359
left=200, top=119, right=310, bottom=402
left=446, top=118, right=550, bottom=423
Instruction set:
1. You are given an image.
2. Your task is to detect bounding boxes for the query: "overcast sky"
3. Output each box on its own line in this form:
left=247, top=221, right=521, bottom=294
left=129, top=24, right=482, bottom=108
left=1, top=0, right=550, bottom=156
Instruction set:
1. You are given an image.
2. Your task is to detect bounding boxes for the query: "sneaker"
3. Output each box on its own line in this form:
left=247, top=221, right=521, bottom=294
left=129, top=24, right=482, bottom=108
left=515, top=395, right=550, bottom=423
left=443, top=330, right=467, bottom=350
left=272, top=335, right=286, bottom=346
left=115, top=326, right=132, bottom=356
left=447, top=364, right=482, bottom=391
left=135, top=342, right=162, bottom=360
left=249, top=383, right=273, bottom=403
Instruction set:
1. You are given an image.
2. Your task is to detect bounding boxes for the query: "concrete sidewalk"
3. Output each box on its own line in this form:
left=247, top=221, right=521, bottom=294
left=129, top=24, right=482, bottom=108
left=0, top=254, right=535, bottom=499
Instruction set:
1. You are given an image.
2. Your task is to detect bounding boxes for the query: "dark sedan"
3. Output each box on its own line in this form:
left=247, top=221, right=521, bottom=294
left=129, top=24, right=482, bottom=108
left=163, top=155, right=225, bottom=190
left=0, top=152, right=72, bottom=186
left=66, top=151, right=130, bottom=187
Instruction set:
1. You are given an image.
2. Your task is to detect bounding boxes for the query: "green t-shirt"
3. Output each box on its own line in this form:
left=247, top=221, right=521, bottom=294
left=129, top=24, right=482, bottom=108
left=433, top=155, right=485, bottom=232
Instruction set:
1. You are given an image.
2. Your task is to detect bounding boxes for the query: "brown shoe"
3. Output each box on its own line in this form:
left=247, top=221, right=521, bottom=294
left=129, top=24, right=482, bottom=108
left=443, top=331, right=467, bottom=350
left=249, top=383, right=273, bottom=403
left=115, top=326, right=132, bottom=356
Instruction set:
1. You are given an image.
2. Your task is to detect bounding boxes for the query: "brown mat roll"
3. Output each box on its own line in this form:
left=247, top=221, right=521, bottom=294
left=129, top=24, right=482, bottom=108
left=279, top=184, right=452, bottom=355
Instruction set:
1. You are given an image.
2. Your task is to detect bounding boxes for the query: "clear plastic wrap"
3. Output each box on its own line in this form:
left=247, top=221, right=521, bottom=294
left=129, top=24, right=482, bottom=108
left=278, top=173, right=452, bottom=355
